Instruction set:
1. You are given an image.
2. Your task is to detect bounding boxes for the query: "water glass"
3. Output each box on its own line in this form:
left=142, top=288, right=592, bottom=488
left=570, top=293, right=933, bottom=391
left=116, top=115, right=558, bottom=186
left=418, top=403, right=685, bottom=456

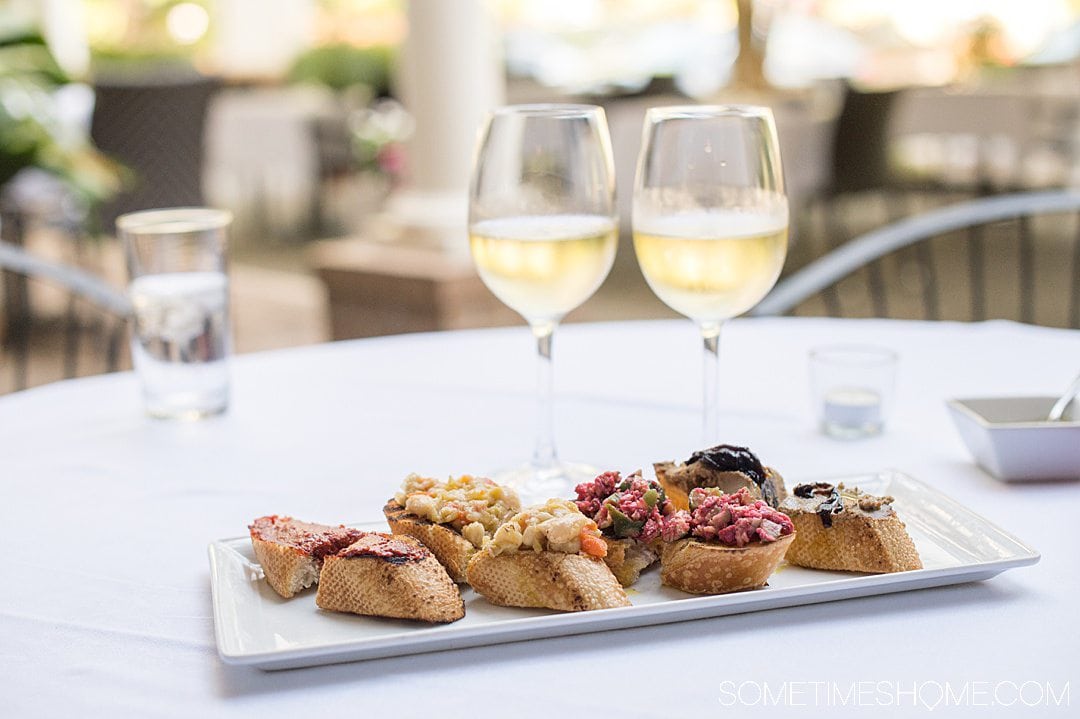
left=118, top=208, right=232, bottom=419
left=810, top=345, right=897, bottom=439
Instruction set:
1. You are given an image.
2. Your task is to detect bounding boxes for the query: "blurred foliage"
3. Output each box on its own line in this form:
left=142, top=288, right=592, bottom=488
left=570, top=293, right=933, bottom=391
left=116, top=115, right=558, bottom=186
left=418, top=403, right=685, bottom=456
left=0, top=17, right=122, bottom=206
left=288, top=43, right=394, bottom=95
left=90, top=49, right=197, bottom=83
left=84, top=0, right=208, bottom=70
left=349, top=98, right=412, bottom=182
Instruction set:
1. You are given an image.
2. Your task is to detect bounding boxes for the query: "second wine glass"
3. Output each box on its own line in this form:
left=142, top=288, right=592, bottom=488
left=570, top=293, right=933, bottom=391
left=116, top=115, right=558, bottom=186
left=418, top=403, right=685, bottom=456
left=469, top=104, right=618, bottom=500
left=633, top=105, right=788, bottom=444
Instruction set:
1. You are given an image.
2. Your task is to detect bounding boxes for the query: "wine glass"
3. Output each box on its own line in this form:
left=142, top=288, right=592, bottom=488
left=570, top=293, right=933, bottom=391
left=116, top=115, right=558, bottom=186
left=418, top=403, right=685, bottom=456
left=632, top=105, right=788, bottom=443
left=469, top=104, right=618, bottom=500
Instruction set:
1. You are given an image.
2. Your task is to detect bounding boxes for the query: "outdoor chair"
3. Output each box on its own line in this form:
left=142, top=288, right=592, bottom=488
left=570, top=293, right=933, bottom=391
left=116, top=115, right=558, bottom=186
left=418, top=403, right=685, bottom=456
left=90, top=72, right=219, bottom=230
left=791, top=85, right=905, bottom=269
left=753, top=190, right=1080, bottom=328
left=0, top=236, right=131, bottom=392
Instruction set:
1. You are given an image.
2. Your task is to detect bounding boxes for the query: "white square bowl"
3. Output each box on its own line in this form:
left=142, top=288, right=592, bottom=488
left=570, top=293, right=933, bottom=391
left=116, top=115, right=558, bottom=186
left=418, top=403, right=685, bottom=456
left=946, top=397, right=1080, bottom=481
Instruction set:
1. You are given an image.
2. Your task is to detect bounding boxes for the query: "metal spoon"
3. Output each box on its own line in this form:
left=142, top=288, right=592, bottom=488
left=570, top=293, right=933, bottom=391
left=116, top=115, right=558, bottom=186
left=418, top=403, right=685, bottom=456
left=1048, top=371, right=1080, bottom=421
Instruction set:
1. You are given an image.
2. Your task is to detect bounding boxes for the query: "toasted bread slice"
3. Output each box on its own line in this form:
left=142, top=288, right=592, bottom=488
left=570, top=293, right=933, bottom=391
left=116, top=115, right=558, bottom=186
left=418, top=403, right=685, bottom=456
left=250, top=536, right=319, bottom=599
left=316, top=534, right=465, bottom=623
left=466, top=550, right=631, bottom=611
left=660, top=533, right=795, bottom=595
left=248, top=516, right=365, bottom=599
left=602, top=537, right=659, bottom=587
left=383, top=500, right=475, bottom=583
left=780, top=484, right=921, bottom=573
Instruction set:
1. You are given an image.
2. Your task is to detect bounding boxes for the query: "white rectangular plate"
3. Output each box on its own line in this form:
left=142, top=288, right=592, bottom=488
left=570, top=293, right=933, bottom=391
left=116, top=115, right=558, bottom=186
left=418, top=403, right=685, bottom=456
left=209, top=471, right=1039, bottom=670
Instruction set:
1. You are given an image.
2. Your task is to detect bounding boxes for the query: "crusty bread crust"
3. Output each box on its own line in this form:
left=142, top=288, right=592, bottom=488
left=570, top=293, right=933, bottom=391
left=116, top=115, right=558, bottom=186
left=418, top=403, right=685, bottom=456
left=602, top=536, right=659, bottom=587
left=782, top=510, right=922, bottom=573
left=251, top=536, right=320, bottom=599
left=383, top=500, right=475, bottom=583
left=660, top=533, right=795, bottom=595
left=466, top=550, right=631, bottom=611
left=315, top=536, right=465, bottom=623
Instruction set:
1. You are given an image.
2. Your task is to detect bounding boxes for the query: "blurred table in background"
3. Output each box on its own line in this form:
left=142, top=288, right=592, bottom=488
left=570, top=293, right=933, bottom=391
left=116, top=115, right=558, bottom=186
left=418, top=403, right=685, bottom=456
left=308, top=238, right=516, bottom=339
left=890, top=85, right=1080, bottom=192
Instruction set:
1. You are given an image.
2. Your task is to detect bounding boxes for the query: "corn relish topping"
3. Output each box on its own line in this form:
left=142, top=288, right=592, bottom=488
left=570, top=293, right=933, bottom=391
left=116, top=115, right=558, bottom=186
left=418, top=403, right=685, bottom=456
left=395, top=473, right=521, bottom=548
left=488, top=499, right=607, bottom=558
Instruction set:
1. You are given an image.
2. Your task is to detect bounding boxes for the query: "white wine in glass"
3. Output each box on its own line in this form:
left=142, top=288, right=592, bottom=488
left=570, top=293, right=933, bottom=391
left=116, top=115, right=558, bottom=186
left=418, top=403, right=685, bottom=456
left=633, top=106, right=788, bottom=443
left=469, top=105, right=618, bottom=500
left=470, top=214, right=617, bottom=322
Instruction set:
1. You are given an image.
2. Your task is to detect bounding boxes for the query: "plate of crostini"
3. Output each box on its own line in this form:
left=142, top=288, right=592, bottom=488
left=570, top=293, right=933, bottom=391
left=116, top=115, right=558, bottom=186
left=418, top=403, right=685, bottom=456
left=209, top=453, right=1038, bottom=671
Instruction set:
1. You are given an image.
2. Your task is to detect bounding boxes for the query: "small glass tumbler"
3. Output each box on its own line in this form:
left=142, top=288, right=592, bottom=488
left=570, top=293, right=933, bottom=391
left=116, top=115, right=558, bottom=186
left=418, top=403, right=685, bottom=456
left=118, top=208, right=233, bottom=419
left=810, top=345, right=897, bottom=439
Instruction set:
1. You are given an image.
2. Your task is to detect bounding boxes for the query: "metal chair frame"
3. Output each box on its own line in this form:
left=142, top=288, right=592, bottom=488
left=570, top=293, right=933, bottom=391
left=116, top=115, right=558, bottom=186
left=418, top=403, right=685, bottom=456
left=1, top=236, right=131, bottom=391
left=754, top=190, right=1080, bottom=326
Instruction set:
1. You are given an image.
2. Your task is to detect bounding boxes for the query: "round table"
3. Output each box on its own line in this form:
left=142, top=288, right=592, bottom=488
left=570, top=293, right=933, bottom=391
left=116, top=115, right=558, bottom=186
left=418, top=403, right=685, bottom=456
left=3, top=318, right=1077, bottom=717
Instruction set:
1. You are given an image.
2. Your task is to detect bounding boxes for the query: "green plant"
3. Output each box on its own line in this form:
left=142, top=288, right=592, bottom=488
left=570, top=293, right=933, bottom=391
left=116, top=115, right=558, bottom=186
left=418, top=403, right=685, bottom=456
left=288, top=43, right=394, bottom=95
left=0, top=18, right=122, bottom=206
left=349, top=98, right=411, bottom=184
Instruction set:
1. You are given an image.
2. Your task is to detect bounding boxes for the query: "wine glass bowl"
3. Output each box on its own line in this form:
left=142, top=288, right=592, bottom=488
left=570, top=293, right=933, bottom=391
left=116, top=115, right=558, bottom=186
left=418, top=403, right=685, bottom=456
left=469, top=104, right=617, bottom=499
left=632, top=105, right=788, bottom=442
left=633, top=212, right=787, bottom=322
left=469, top=214, right=617, bottom=323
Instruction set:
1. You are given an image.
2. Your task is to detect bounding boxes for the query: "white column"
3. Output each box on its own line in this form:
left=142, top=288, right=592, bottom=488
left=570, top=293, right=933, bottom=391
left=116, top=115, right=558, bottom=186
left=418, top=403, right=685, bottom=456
left=39, top=0, right=90, bottom=78
left=379, top=0, right=505, bottom=252
left=211, top=0, right=316, bottom=78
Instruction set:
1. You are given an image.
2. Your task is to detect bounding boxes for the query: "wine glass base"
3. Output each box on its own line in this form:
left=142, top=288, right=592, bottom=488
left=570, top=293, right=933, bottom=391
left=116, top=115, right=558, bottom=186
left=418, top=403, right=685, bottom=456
left=489, top=460, right=600, bottom=504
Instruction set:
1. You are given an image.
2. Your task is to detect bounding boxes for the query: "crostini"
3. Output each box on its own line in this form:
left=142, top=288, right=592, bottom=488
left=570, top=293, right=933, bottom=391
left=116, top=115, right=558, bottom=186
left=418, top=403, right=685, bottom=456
left=659, top=487, right=795, bottom=595
left=466, top=499, right=631, bottom=612
left=248, top=515, right=366, bottom=598
left=315, top=533, right=465, bottom=623
left=573, top=470, right=674, bottom=586
left=654, top=444, right=787, bottom=510
left=779, top=483, right=922, bottom=573
left=384, top=474, right=520, bottom=583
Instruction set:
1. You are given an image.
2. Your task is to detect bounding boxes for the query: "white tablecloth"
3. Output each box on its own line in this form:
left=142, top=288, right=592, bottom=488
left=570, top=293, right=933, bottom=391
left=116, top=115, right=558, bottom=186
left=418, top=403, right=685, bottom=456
left=2, top=318, right=1077, bottom=717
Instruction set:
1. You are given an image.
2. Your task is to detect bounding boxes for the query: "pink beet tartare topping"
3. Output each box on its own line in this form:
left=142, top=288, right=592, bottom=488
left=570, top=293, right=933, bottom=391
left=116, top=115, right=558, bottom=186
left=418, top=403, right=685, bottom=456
left=575, top=470, right=674, bottom=542
left=663, top=487, right=794, bottom=548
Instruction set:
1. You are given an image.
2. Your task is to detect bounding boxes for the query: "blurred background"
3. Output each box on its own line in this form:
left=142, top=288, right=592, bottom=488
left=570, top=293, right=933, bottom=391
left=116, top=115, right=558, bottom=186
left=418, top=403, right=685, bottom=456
left=3, top=0, right=1080, bottom=392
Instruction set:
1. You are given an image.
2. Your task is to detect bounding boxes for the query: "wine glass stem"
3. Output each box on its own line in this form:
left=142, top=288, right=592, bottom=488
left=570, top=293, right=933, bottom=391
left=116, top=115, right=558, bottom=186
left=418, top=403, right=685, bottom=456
left=700, top=320, right=723, bottom=444
left=531, top=321, right=558, bottom=470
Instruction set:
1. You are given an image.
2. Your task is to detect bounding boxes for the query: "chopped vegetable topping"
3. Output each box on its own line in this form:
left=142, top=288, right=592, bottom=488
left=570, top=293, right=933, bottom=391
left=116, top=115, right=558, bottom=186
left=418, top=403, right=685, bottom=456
left=575, top=470, right=675, bottom=542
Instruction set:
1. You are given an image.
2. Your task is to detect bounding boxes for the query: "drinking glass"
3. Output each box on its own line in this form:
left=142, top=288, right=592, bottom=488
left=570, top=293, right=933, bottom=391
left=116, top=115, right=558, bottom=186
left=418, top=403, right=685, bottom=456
left=633, top=106, right=788, bottom=443
left=118, top=207, right=232, bottom=419
left=469, top=104, right=618, bottom=499
left=810, top=345, right=897, bottom=439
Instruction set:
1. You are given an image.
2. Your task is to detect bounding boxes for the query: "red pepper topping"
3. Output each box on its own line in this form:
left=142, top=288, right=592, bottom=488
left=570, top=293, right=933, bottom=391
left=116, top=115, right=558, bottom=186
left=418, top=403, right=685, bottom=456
left=249, top=515, right=365, bottom=557
left=336, top=533, right=427, bottom=561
